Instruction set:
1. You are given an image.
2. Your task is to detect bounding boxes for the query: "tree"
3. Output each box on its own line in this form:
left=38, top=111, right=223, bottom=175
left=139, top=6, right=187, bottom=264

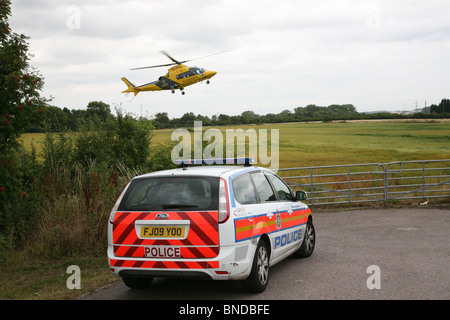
left=241, top=110, right=258, bottom=124
left=37, top=105, right=69, bottom=132
left=438, top=99, right=450, bottom=113
left=0, top=0, right=46, bottom=150
left=217, top=114, right=231, bottom=125
left=154, top=112, right=170, bottom=129
left=178, top=112, right=196, bottom=127
left=0, top=0, right=47, bottom=236
left=86, top=101, right=112, bottom=122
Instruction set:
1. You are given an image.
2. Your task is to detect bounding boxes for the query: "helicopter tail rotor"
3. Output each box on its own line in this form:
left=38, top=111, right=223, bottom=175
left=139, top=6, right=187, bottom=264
left=121, top=77, right=139, bottom=96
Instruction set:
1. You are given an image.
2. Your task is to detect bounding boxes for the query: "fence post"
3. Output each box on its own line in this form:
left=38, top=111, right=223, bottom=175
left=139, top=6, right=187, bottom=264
left=422, top=161, right=426, bottom=199
left=348, top=166, right=352, bottom=203
left=310, top=168, right=314, bottom=205
left=383, top=167, right=389, bottom=203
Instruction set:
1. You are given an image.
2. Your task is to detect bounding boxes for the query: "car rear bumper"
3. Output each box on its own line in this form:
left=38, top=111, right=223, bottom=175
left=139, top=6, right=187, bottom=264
left=108, top=242, right=256, bottom=281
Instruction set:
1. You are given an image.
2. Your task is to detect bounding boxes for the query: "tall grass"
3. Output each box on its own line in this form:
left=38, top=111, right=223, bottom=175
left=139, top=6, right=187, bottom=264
left=32, top=160, right=141, bottom=257
left=0, top=111, right=167, bottom=262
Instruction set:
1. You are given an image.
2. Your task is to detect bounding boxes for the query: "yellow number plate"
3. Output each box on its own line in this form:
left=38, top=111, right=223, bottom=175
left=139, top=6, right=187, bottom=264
left=140, top=226, right=185, bottom=238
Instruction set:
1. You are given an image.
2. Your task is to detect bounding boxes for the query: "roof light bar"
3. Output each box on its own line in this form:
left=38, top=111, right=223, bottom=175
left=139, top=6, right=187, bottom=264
left=175, top=157, right=255, bottom=167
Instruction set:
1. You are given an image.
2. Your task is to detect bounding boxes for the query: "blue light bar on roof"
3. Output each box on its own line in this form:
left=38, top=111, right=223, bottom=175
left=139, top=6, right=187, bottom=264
left=174, top=157, right=255, bottom=167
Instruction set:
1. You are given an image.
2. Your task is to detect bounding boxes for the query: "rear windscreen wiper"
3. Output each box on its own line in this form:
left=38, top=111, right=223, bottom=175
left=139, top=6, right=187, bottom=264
left=162, top=204, right=199, bottom=209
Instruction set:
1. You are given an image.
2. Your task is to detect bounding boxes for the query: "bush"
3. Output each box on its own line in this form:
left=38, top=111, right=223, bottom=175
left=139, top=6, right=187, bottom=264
left=29, top=109, right=156, bottom=256
left=0, top=0, right=47, bottom=242
left=0, top=107, right=173, bottom=259
left=73, top=109, right=153, bottom=169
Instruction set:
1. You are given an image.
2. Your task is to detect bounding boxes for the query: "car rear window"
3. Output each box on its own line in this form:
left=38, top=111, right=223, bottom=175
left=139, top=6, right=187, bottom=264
left=232, top=174, right=258, bottom=205
left=118, top=176, right=219, bottom=211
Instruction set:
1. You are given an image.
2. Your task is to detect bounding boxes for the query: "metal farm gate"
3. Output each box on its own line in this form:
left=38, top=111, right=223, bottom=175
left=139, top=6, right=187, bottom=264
left=279, top=159, right=450, bottom=206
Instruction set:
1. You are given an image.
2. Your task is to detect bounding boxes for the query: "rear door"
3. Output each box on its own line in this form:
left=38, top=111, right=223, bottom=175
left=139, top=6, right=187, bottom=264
left=112, top=176, right=220, bottom=260
left=231, top=173, right=258, bottom=243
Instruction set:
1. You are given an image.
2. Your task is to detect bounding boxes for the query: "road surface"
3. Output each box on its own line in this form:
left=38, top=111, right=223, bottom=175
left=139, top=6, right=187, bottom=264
left=81, top=208, right=449, bottom=300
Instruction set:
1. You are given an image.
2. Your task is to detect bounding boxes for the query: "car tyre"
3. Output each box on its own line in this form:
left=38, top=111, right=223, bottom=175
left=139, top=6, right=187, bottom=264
left=122, top=277, right=153, bottom=289
left=242, top=240, right=270, bottom=293
left=295, top=218, right=315, bottom=258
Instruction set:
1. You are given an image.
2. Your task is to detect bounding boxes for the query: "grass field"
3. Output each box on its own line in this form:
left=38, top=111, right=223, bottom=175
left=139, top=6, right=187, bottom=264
left=150, top=120, right=450, bottom=167
left=22, top=120, right=450, bottom=168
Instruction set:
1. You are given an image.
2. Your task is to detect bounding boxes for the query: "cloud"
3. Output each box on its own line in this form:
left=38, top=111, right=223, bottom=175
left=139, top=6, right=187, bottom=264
left=9, top=0, right=450, bottom=117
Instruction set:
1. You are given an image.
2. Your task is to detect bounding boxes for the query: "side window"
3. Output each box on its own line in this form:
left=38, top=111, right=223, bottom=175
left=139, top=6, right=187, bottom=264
left=267, top=173, right=294, bottom=201
left=250, top=172, right=276, bottom=202
left=232, top=174, right=257, bottom=205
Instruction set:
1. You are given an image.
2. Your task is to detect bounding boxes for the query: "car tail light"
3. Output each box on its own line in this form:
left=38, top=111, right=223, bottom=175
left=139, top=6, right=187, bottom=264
left=215, top=271, right=229, bottom=275
left=108, top=181, right=130, bottom=224
left=218, top=178, right=230, bottom=223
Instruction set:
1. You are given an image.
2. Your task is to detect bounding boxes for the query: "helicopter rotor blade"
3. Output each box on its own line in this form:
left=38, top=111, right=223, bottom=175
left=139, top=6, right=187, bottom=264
left=161, top=50, right=226, bottom=65
left=130, top=62, right=176, bottom=70
left=184, top=51, right=227, bottom=63
left=160, top=51, right=184, bottom=64
left=129, top=50, right=227, bottom=71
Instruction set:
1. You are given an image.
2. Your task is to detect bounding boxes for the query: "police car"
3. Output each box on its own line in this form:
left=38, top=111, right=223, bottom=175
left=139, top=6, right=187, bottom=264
left=108, top=158, right=315, bottom=292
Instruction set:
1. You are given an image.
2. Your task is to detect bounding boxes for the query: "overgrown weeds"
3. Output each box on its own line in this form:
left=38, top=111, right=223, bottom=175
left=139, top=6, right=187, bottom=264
left=0, top=110, right=176, bottom=264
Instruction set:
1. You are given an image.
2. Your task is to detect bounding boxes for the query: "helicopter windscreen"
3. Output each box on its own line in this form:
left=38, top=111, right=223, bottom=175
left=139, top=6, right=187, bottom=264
left=176, top=67, right=206, bottom=80
left=191, top=67, right=205, bottom=74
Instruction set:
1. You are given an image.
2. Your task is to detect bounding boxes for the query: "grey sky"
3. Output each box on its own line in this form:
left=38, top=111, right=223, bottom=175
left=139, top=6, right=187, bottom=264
left=10, top=0, right=450, bottom=118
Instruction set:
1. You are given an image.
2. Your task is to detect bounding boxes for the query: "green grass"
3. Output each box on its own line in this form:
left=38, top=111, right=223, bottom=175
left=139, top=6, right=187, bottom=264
left=148, top=120, right=450, bottom=168
left=23, top=120, right=450, bottom=168
left=0, top=252, right=116, bottom=299
left=276, top=121, right=450, bottom=167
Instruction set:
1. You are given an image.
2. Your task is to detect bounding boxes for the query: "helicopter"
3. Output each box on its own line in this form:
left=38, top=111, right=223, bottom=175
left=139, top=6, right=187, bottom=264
left=121, top=51, right=221, bottom=96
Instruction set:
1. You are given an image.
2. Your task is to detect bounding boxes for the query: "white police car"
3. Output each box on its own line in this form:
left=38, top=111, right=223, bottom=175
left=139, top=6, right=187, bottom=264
left=108, top=158, right=315, bottom=292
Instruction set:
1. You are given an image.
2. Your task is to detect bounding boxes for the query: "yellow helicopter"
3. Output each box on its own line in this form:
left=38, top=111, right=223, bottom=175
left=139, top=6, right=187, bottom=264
left=121, top=51, right=221, bottom=96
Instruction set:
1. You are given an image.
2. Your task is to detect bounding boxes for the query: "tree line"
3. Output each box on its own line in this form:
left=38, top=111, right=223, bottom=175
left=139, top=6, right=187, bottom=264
left=35, top=99, right=450, bottom=132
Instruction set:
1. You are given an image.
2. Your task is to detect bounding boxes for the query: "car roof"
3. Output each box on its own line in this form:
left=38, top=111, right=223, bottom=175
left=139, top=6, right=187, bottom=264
left=134, top=165, right=267, bottom=179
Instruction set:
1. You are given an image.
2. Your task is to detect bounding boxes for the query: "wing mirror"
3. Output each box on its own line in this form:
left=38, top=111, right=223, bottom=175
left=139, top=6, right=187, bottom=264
left=295, top=190, right=308, bottom=201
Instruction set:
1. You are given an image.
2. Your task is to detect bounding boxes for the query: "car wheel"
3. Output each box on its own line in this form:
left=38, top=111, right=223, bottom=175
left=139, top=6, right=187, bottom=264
left=295, top=218, right=315, bottom=258
left=122, top=277, right=153, bottom=289
left=242, top=240, right=270, bottom=293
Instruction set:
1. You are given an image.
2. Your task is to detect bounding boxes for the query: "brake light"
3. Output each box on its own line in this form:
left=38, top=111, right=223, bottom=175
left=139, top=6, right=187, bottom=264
left=218, top=178, right=230, bottom=223
left=109, top=181, right=130, bottom=223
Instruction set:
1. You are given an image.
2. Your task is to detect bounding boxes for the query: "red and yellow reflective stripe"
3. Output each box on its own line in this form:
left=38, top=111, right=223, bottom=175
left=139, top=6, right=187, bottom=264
left=112, top=211, right=219, bottom=259
left=110, top=259, right=219, bottom=269
left=234, top=208, right=311, bottom=242
left=113, top=245, right=219, bottom=258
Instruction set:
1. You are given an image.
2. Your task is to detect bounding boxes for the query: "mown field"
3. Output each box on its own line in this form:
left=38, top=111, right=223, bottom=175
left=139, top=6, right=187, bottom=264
left=8, top=119, right=449, bottom=300
left=148, top=120, right=450, bottom=166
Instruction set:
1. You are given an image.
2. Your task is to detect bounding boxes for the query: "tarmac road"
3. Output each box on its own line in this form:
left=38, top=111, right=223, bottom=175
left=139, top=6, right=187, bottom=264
left=81, top=208, right=449, bottom=300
